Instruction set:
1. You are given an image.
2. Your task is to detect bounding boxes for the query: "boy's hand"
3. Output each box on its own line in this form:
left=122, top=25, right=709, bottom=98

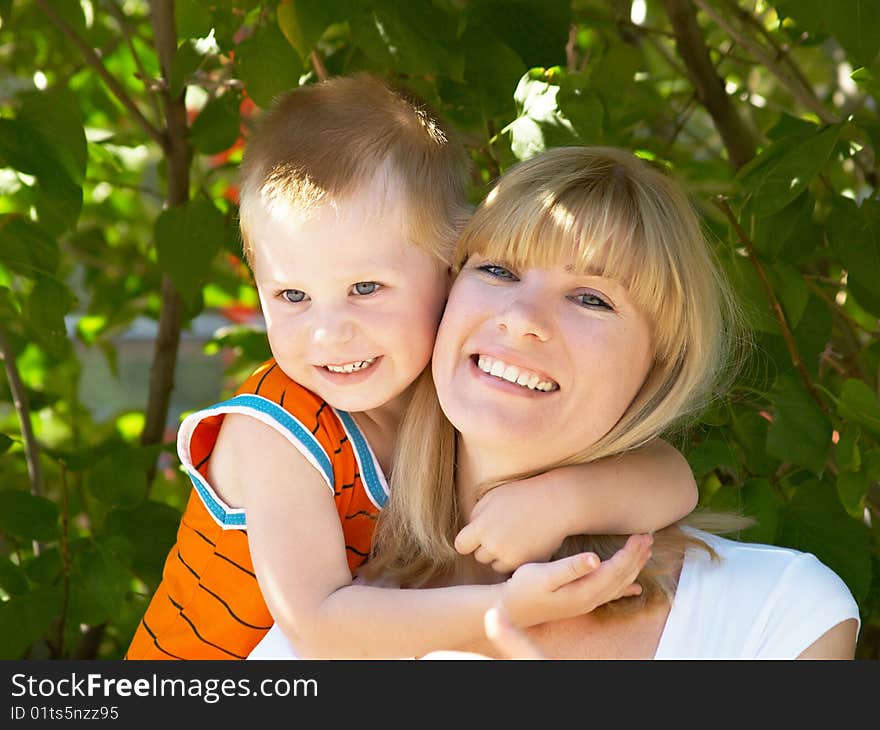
left=501, top=533, right=653, bottom=629
left=484, top=604, right=544, bottom=659
left=455, top=477, right=571, bottom=573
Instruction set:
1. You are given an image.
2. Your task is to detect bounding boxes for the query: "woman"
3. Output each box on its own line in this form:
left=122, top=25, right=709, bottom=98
left=254, top=146, right=859, bottom=659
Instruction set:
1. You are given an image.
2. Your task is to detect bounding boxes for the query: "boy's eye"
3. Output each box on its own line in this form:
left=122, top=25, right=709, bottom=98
left=477, top=263, right=518, bottom=281
left=352, top=281, right=381, bottom=296
left=280, top=289, right=308, bottom=303
left=572, top=292, right=613, bottom=310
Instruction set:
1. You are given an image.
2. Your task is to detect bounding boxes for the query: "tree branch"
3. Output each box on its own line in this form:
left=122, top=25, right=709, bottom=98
left=714, top=197, right=828, bottom=413
left=141, top=0, right=190, bottom=492
left=34, top=0, right=168, bottom=152
left=693, top=0, right=838, bottom=124
left=310, top=50, right=329, bottom=82
left=106, top=0, right=165, bottom=125
left=0, top=324, right=45, bottom=499
left=660, top=0, right=758, bottom=169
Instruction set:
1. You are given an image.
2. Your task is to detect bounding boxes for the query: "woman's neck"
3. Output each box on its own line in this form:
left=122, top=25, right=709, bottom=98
left=455, top=436, right=538, bottom=520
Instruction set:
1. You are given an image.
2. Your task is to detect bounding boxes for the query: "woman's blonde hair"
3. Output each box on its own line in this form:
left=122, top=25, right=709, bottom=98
left=238, top=73, right=471, bottom=268
left=367, top=147, right=750, bottom=612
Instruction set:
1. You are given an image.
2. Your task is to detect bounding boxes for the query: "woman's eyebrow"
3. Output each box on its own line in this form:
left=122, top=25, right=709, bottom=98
left=564, top=263, right=611, bottom=278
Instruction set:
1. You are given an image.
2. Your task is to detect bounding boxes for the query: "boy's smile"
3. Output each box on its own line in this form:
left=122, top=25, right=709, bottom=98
left=248, top=172, right=449, bottom=419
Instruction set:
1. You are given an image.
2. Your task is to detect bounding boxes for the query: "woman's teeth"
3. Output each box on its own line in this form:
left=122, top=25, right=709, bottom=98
left=476, top=355, right=558, bottom=392
left=325, top=358, right=377, bottom=374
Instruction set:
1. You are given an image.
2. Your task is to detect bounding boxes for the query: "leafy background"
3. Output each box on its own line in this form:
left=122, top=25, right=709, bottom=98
left=0, top=0, right=878, bottom=659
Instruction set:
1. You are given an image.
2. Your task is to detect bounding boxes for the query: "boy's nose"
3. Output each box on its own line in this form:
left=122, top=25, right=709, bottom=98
left=311, top=308, right=357, bottom=345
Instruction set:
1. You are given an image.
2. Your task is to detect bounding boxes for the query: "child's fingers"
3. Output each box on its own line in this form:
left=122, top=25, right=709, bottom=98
left=592, top=535, right=652, bottom=597
left=543, top=552, right=600, bottom=591
left=454, top=523, right=480, bottom=555
left=484, top=606, right=544, bottom=660
left=473, top=546, right=495, bottom=565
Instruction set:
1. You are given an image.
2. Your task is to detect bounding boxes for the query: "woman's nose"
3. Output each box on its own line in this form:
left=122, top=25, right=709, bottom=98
left=496, top=294, right=551, bottom=342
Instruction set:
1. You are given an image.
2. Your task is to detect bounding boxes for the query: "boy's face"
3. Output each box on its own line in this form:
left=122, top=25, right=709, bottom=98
left=249, top=179, right=449, bottom=415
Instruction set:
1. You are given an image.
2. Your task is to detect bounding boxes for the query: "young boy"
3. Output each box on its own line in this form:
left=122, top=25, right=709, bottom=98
left=126, top=75, right=695, bottom=660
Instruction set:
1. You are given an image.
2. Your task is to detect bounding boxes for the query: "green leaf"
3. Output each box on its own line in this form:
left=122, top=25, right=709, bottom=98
left=731, top=410, right=778, bottom=476
left=190, top=93, right=242, bottom=155
left=777, top=0, right=880, bottom=67
left=768, top=261, right=809, bottom=330
left=154, top=199, right=229, bottom=309
left=779, top=479, right=872, bottom=602
left=836, top=379, right=880, bottom=440
left=461, top=32, right=526, bottom=121
left=350, top=1, right=465, bottom=81
left=751, top=192, right=821, bottom=263
left=276, top=0, right=354, bottom=58
left=170, top=39, right=206, bottom=98
left=0, top=585, right=62, bottom=659
left=724, top=255, right=776, bottom=334
left=0, top=490, right=60, bottom=542
left=739, top=478, right=781, bottom=544
left=22, top=547, right=61, bottom=586
left=556, top=75, right=604, bottom=145
left=465, top=0, right=571, bottom=69
left=0, top=433, right=13, bottom=456
left=708, top=477, right=780, bottom=544
left=766, top=376, right=832, bottom=474
left=790, top=294, right=832, bottom=380
left=34, top=166, right=83, bottom=235
left=836, top=470, right=867, bottom=517
left=175, top=0, right=214, bottom=40
left=737, top=124, right=842, bottom=217
left=87, top=450, right=149, bottom=508
left=103, top=501, right=182, bottom=584
left=834, top=424, right=861, bottom=472
left=66, top=541, right=132, bottom=625
left=827, top=196, right=880, bottom=316
left=236, top=23, right=302, bottom=109
left=0, top=118, right=82, bottom=234
left=505, top=69, right=586, bottom=161
left=590, top=41, right=643, bottom=99
left=686, top=437, right=739, bottom=478
left=24, top=276, right=77, bottom=356
left=0, top=554, right=29, bottom=597
left=208, top=324, right=273, bottom=363
left=19, top=87, right=88, bottom=185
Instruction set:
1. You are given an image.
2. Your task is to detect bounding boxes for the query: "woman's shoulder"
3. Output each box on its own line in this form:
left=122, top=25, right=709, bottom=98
left=682, top=527, right=851, bottom=596
left=664, top=528, right=860, bottom=658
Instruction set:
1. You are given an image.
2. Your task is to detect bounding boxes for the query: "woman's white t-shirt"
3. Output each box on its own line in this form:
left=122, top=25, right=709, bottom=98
left=249, top=529, right=860, bottom=660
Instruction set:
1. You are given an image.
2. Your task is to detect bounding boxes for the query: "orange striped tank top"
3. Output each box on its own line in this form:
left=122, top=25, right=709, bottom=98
left=126, top=359, right=388, bottom=660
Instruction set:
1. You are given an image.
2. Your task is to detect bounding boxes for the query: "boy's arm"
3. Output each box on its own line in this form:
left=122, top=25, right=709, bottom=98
left=456, top=438, right=697, bottom=573
left=213, top=414, right=649, bottom=658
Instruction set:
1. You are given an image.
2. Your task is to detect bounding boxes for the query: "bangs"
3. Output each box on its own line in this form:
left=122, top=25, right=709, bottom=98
left=456, top=169, right=687, bottom=362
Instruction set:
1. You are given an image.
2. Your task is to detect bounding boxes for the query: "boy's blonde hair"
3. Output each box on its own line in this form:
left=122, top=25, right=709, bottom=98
left=368, top=147, right=750, bottom=611
left=238, top=74, right=471, bottom=268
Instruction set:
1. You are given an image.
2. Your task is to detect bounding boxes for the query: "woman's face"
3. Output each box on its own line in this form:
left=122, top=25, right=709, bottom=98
left=431, top=254, right=654, bottom=472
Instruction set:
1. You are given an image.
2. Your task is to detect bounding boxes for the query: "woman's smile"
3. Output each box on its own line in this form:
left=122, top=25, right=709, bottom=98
left=470, top=354, right=559, bottom=396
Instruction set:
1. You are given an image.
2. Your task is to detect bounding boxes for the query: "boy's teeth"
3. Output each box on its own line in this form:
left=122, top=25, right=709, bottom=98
left=326, top=358, right=376, bottom=374
left=476, top=355, right=558, bottom=392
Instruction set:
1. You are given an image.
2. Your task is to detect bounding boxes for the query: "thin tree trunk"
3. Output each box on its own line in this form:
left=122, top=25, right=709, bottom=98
left=141, top=1, right=191, bottom=492
left=661, top=0, right=758, bottom=170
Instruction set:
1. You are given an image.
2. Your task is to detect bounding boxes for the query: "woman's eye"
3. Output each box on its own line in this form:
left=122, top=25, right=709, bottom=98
left=280, top=289, right=307, bottom=303
left=573, top=292, right=613, bottom=310
left=352, top=281, right=381, bottom=296
left=478, top=263, right=517, bottom=280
